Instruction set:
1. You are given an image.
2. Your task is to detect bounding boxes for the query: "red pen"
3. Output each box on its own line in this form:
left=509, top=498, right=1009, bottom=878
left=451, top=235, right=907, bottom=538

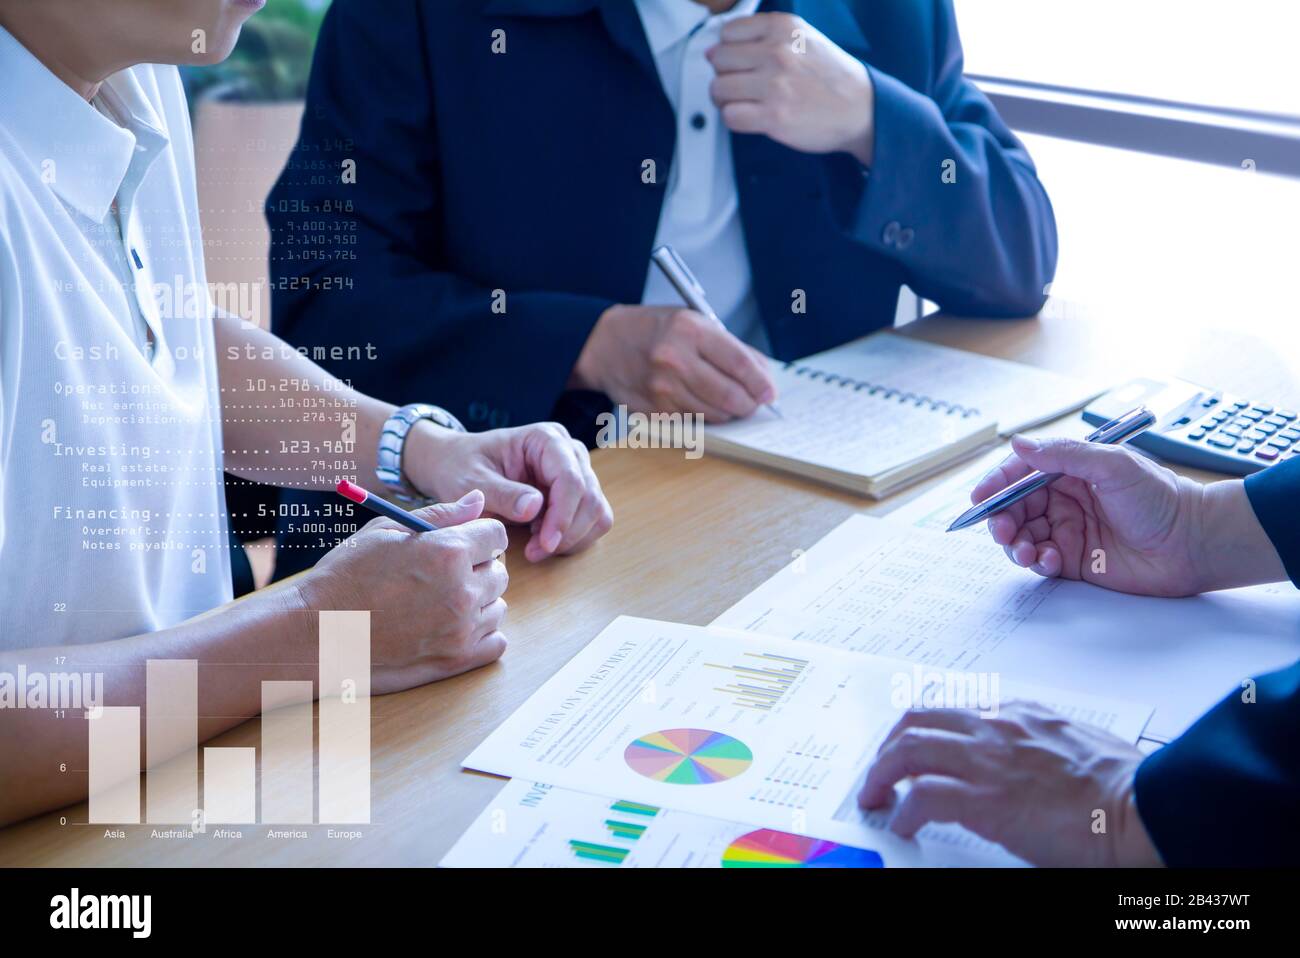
left=336, top=479, right=437, bottom=532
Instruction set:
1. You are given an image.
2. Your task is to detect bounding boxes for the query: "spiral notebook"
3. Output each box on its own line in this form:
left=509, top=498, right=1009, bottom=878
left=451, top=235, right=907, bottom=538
left=705, top=332, right=1104, bottom=498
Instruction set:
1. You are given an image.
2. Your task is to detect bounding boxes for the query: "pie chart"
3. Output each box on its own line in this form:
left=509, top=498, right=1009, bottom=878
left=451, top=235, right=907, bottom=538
left=721, top=829, right=884, bottom=868
left=624, top=728, right=753, bottom=785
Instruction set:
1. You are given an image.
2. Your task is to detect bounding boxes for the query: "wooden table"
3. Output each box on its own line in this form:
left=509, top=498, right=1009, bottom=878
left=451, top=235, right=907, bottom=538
left=3, top=308, right=1295, bottom=866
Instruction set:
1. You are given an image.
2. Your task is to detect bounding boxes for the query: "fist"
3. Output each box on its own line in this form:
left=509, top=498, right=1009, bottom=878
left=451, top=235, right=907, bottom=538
left=299, top=490, right=510, bottom=694
left=706, top=13, right=875, bottom=164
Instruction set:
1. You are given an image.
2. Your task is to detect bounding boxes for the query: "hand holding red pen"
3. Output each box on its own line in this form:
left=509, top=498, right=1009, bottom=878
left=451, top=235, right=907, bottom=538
left=297, top=488, right=510, bottom=693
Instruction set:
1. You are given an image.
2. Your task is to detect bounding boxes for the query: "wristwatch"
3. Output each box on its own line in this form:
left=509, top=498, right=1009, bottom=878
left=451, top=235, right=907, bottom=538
left=375, top=403, right=467, bottom=502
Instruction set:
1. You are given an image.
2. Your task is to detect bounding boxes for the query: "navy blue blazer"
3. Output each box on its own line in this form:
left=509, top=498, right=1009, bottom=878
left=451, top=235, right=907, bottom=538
left=1135, top=457, right=1300, bottom=866
left=266, top=0, right=1056, bottom=572
left=267, top=0, right=1056, bottom=433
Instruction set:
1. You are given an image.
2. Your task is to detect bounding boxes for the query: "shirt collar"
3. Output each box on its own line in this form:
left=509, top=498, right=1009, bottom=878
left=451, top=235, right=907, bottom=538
left=0, top=24, right=169, bottom=223
left=635, top=0, right=763, bottom=56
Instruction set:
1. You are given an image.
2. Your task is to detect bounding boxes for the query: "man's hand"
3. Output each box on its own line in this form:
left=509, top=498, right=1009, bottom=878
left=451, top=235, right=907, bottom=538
left=859, top=702, right=1163, bottom=867
left=974, top=435, right=1284, bottom=596
left=405, top=422, right=613, bottom=562
left=571, top=304, right=776, bottom=422
left=707, top=12, right=875, bottom=166
left=301, top=492, right=510, bottom=694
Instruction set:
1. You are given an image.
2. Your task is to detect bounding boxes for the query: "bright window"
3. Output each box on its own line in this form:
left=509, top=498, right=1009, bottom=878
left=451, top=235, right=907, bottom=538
left=954, top=0, right=1300, bottom=117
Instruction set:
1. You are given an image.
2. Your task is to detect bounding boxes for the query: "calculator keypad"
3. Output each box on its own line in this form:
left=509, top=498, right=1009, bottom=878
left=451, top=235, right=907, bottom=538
left=1183, top=396, right=1300, bottom=464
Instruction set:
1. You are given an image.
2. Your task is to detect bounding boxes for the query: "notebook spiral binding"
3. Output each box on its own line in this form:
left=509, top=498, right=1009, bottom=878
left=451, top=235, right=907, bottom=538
left=784, top=363, right=982, bottom=418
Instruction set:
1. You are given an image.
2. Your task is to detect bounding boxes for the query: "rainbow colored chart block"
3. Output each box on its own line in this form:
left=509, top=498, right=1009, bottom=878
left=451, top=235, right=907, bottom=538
left=624, top=728, right=753, bottom=785
left=722, top=829, right=884, bottom=868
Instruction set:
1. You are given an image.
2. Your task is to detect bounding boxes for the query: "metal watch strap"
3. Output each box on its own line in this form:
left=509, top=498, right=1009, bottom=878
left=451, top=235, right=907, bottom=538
left=375, top=403, right=466, bottom=502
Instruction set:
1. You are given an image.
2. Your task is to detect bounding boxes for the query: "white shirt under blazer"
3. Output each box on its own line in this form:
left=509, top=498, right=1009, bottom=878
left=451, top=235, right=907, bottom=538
left=634, top=0, right=770, bottom=353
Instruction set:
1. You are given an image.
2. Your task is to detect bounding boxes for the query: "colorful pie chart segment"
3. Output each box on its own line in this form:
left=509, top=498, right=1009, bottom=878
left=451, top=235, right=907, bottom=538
left=624, top=728, right=753, bottom=785
left=721, top=829, right=885, bottom=868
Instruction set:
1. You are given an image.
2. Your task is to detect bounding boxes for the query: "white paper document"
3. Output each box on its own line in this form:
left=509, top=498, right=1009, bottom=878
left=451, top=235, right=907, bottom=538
left=462, top=616, right=1150, bottom=864
left=440, top=778, right=1008, bottom=868
left=712, top=514, right=1300, bottom=742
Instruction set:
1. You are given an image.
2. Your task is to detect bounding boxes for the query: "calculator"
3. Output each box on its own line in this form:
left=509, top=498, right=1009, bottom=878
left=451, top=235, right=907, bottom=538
left=1082, top=377, right=1300, bottom=476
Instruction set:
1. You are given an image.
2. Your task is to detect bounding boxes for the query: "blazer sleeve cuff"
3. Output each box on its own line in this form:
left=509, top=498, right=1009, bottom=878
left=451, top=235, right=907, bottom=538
left=1134, top=732, right=1227, bottom=868
left=820, top=66, right=948, bottom=260
left=1244, top=457, right=1300, bottom=588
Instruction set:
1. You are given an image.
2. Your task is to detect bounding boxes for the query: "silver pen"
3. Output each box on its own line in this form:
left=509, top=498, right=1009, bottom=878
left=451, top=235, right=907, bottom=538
left=651, top=245, right=781, bottom=417
left=946, top=405, right=1157, bottom=533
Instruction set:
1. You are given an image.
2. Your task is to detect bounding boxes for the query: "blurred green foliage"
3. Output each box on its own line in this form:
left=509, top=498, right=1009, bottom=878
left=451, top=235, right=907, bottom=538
left=181, top=0, right=331, bottom=105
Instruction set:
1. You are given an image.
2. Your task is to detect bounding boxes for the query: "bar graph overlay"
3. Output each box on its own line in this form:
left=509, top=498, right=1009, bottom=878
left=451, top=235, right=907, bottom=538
left=146, top=659, right=197, bottom=824
left=88, top=707, right=141, bottom=824
left=704, top=651, right=810, bottom=711
left=84, top=611, right=373, bottom=827
left=319, top=610, right=371, bottom=824
left=203, top=748, right=256, bottom=824
left=261, top=680, right=314, bottom=824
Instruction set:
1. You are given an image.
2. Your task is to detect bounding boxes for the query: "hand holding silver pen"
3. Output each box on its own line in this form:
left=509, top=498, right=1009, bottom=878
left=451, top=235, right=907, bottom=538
left=948, top=406, right=1157, bottom=532
left=652, top=245, right=782, bottom=418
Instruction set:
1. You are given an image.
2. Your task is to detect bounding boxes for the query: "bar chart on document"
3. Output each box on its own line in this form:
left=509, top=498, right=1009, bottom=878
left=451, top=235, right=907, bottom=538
left=85, top=611, right=371, bottom=828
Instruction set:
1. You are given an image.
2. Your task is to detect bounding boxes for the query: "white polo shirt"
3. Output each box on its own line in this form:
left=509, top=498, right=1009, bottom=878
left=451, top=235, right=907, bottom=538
left=0, top=25, right=232, bottom=650
left=635, top=0, right=770, bottom=353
